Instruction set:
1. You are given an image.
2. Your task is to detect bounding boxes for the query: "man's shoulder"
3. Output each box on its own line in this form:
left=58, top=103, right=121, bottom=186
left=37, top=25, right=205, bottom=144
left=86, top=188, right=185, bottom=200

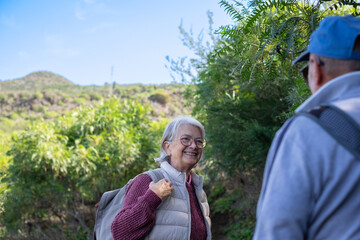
left=278, top=113, right=337, bottom=148
left=279, top=114, right=324, bottom=137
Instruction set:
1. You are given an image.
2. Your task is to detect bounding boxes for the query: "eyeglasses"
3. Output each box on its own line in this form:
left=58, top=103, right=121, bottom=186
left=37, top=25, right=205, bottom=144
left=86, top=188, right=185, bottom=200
left=174, top=136, right=206, bottom=149
left=300, top=55, right=324, bottom=84
left=179, top=136, right=206, bottom=148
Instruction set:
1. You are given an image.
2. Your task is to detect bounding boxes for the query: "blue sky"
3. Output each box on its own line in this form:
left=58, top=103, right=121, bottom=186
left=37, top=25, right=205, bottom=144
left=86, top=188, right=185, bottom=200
left=0, top=0, right=234, bottom=86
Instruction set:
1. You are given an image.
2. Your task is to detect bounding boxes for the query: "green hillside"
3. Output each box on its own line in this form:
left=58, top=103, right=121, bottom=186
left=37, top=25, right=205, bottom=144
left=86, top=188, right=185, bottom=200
left=0, top=71, right=75, bottom=91
left=0, top=71, right=191, bottom=133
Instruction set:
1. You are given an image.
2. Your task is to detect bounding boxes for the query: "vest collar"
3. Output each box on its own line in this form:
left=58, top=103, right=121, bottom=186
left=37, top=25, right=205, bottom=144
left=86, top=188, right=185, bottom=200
left=160, top=161, right=203, bottom=188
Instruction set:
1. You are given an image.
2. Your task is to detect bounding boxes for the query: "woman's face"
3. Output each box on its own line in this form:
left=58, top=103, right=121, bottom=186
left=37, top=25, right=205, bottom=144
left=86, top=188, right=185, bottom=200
left=164, top=124, right=203, bottom=173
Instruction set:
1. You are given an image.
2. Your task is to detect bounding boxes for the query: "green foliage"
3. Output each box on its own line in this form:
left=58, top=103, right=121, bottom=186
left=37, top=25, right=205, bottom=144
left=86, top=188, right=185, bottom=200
left=7, top=112, right=19, bottom=120
left=1, top=98, right=164, bottom=239
left=225, top=220, right=255, bottom=240
left=0, top=133, right=11, bottom=212
left=170, top=0, right=357, bottom=176
left=212, top=189, right=242, bottom=214
left=168, top=1, right=354, bottom=239
left=206, top=178, right=257, bottom=239
left=207, top=183, right=226, bottom=201
left=0, top=71, right=188, bottom=134
left=219, top=0, right=247, bottom=22
left=72, top=97, right=86, bottom=105
left=43, top=111, right=58, bottom=119
left=89, top=92, right=101, bottom=101
left=33, top=92, right=43, bottom=100
left=0, top=118, right=15, bottom=133
left=324, top=0, right=360, bottom=14
left=205, top=0, right=357, bottom=175
left=148, top=91, right=171, bottom=105
left=32, top=105, right=47, bottom=113
left=0, top=71, right=74, bottom=91
left=0, top=94, right=5, bottom=104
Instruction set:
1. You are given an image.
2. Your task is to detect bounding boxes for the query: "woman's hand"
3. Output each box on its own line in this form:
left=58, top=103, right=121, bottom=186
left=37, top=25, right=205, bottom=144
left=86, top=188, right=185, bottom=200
left=149, top=179, right=174, bottom=199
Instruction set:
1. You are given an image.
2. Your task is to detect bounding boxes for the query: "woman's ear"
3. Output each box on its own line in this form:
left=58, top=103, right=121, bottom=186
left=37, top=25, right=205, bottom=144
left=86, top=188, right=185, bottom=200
left=163, top=141, right=171, bottom=156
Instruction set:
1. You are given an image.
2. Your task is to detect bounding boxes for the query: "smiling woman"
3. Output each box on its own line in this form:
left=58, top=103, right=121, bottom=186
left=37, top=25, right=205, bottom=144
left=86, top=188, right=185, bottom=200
left=111, top=116, right=211, bottom=240
left=164, top=124, right=204, bottom=173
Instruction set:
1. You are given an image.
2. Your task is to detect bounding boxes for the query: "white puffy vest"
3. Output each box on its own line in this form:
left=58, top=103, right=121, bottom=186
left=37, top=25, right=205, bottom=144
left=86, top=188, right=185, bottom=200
left=145, top=161, right=211, bottom=240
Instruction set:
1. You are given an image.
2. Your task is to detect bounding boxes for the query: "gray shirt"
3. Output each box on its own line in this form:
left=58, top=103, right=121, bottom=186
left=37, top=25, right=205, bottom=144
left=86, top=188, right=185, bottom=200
left=253, top=71, right=360, bottom=239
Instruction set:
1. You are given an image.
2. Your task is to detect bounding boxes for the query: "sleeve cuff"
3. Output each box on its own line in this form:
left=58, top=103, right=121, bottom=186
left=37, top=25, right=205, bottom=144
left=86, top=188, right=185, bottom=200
left=143, top=189, right=162, bottom=209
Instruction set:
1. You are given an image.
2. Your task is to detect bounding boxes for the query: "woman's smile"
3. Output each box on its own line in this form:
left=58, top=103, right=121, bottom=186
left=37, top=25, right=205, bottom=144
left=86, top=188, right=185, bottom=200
left=164, top=124, right=203, bottom=173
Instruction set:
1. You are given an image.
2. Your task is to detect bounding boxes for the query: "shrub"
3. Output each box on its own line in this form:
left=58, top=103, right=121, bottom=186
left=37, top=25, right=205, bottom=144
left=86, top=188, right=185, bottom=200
left=32, top=105, right=46, bottom=113
left=72, top=97, right=86, bottom=105
left=33, top=92, right=43, bottom=100
left=43, top=111, right=58, bottom=119
left=0, top=94, right=5, bottom=105
left=148, top=91, right=170, bottom=105
left=7, top=113, right=19, bottom=120
left=89, top=93, right=101, bottom=101
left=1, top=98, right=165, bottom=239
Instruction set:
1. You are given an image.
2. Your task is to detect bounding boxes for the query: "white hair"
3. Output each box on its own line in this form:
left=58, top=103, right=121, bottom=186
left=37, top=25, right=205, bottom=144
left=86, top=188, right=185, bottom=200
left=154, top=116, right=206, bottom=163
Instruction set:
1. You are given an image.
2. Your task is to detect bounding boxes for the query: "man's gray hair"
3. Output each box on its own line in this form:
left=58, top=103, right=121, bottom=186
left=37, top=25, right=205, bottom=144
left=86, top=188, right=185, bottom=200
left=155, top=116, right=206, bottom=163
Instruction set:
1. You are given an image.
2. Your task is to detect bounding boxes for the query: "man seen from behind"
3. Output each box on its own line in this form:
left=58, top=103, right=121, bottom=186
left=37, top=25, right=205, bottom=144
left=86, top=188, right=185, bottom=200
left=253, top=15, right=360, bottom=239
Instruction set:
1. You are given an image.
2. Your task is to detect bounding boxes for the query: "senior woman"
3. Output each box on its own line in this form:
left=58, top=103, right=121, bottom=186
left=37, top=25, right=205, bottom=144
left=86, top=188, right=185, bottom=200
left=111, top=116, right=211, bottom=240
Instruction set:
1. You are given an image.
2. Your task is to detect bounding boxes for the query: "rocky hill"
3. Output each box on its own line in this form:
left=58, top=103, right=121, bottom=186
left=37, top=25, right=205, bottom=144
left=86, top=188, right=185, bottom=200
left=0, top=71, right=75, bottom=91
left=0, top=71, right=191, bottom=133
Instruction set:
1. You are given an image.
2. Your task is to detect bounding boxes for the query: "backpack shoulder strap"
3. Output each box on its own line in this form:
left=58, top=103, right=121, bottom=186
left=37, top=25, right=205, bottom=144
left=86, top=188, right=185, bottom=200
left=297, top=105, right=360, bottom=159
left=93, top=178, right=134, bottom=240
left=93, top=170, right=162, bottom=240
left=145, top=168, right=164, bottom=182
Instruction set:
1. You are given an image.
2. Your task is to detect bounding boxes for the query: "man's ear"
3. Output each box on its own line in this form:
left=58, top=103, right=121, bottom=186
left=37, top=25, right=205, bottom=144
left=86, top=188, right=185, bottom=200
left=309, top=54, right=325, bottom=93
left=163, top=141, right=171, bottom=156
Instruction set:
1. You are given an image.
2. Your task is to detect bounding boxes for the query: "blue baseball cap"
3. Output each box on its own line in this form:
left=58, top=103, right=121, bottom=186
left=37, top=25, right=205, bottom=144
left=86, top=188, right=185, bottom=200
left=293, top=15, right=360, bottom=65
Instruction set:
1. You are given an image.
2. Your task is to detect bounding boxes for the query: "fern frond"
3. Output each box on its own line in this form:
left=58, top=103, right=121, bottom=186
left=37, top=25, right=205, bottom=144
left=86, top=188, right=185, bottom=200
left=232, top=0, right=250, bottom=16
left=212, top=39, right=234, bottom=57
left=323, top=0, right=360, bottom=16
left=244, top=0, right=298, bottom=33
left=244, top=1, right=270, bottom=33
left=219, top=0, right=244, bottom=22
left=215, top=25, right=242, bottom=39
left=258, top=16, right=300, bottom=57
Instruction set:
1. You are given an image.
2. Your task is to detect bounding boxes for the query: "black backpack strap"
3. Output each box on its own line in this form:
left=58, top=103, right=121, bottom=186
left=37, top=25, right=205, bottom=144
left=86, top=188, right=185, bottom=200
left=298, top=105, right=360, bottom=159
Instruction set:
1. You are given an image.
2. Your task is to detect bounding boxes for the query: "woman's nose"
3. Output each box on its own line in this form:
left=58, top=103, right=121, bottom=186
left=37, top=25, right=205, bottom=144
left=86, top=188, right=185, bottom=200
left=189, top=139, right=198, bottom=148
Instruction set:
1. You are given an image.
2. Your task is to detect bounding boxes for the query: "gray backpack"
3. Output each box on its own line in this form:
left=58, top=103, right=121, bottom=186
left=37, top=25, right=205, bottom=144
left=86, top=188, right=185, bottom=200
left=93, top=168, right=164, bottom=240
left=299, top=104, right=360, bottom=158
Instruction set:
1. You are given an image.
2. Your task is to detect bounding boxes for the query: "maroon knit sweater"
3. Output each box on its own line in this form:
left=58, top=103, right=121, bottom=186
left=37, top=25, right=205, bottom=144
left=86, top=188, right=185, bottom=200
left=111, top=173, right=207, bottom=240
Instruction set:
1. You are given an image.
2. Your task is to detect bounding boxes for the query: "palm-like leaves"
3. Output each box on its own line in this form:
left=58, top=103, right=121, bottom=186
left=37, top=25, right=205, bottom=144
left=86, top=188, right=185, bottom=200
left=218, top=0, right=359, bottom=79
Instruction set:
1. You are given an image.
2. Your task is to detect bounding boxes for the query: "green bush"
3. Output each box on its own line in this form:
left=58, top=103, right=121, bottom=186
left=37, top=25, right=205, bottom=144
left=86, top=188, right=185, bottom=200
left=72, top=97, right=86, bottom=105
left=0, top=118, right=15, bottom=132
left=148, top=91, right=170, bottom=105
left=7, top=112, right=19, bottom=120
left=33, top=92, right=43, bottom=100
left=0, top=133, right=11, bottom=215
left=32, top=105, right=46, bottom=113
left=43, top=111, right=58, bottom=119
left=0, top=94, right=5, bottom=104
left=89, top=93, right=101, bottom=101
left=1, top=98, right=166, bottom=239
